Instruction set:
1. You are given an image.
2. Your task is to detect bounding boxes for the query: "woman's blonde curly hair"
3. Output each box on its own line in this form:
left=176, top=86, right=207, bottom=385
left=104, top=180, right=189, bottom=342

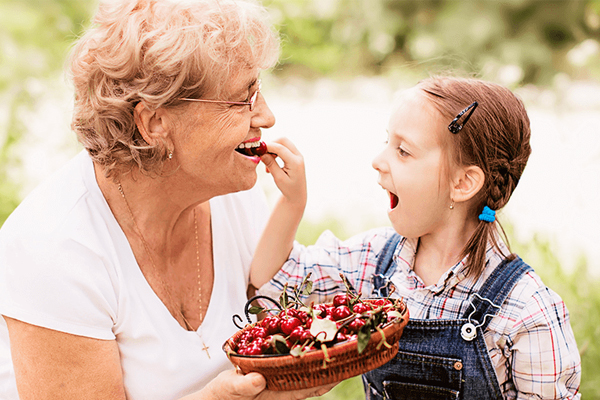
left=69, top=0, right=279, bottom=179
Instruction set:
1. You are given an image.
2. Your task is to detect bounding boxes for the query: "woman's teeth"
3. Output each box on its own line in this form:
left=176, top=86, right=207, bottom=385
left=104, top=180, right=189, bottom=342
left=235, top=141, right=267, bottom=157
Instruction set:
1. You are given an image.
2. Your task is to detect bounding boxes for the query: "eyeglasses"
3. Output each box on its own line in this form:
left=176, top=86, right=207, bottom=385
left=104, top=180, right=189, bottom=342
left=448, top=101, right=478, bottom=134
left=178, top=79, right=262, bottom=111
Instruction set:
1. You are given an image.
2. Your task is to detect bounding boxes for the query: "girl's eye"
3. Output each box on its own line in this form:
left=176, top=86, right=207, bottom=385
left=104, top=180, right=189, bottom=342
left=397, top=147, right=410, bottom=157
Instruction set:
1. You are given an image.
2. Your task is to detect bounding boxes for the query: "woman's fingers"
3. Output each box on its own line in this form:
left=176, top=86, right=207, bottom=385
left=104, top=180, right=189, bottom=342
left=203, top=370, right=266, bottom=400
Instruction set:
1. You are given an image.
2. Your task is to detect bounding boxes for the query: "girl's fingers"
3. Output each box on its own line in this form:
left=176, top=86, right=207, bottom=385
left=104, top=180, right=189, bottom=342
left=260, top=141, right=303, bottom=177
left=271, top=137, right=301, bottom=156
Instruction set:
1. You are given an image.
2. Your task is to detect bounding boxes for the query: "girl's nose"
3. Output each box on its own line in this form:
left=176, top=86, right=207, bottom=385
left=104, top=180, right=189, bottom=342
left=372, top=149, right=387, bottom=172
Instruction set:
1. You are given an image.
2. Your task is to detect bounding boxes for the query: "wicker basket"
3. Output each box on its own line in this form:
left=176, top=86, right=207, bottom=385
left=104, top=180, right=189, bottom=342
left=223, top=304, right=409, bottom=391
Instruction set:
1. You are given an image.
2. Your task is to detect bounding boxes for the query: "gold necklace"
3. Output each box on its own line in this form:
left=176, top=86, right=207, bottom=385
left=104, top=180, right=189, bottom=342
left=117, top=183, right=210, bottom=358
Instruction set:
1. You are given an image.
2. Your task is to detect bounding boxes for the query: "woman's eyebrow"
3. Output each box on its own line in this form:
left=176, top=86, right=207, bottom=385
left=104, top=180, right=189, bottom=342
left=231, top=78, right=258, bottom=99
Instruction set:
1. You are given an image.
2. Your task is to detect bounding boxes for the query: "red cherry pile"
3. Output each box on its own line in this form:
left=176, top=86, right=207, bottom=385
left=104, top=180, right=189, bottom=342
left=232, top=294, right=405, bottom=357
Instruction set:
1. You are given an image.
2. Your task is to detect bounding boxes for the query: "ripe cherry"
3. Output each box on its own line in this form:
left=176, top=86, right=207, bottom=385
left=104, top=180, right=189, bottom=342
left=280, top=317, right=302, bottom=335
left=262, top=317, right=280, bottom=335
left=250, top=326, right=267, bottom=339
left=332, top=305, right=352, bottom=321
left=245, top=344, right=263, bottom=355
left=352, top=302, right=370, bottom=314
left=332, top=294, right=349, bottom=308
left=348, top=318, right=366, bottom=332
left=252, top=141, right=268, bottom=156
left=296, top=310, right=310, bottom=324
left=288, top=326, right=305, bottom=343
left=300, top=330, right=313, bottom=342
left=313, top=304, right=328, bottom=318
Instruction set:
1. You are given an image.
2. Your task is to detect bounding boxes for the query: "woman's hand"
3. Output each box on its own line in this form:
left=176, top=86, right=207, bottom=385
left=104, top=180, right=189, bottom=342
left=191, top=369, right=336, bottom=400
left=260, top=138, right=307, bottom=211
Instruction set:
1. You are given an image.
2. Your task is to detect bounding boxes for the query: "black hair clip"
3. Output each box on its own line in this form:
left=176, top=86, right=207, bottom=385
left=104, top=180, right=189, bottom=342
left=448, top=101, right=478, bottom=134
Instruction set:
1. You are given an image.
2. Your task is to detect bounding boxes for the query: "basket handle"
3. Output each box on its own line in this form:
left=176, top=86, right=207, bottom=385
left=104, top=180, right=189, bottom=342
left=232, top=295, right=283, bottom=329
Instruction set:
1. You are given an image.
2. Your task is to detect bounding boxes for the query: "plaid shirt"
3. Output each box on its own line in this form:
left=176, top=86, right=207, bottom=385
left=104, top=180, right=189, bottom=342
left=258, top=227, right=581, bottom=399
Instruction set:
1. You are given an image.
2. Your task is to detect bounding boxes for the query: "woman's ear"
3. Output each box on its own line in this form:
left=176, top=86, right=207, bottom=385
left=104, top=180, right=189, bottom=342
left=133, top=102, right=172, bottom=149
left=451, top=165, right=485, bottom=203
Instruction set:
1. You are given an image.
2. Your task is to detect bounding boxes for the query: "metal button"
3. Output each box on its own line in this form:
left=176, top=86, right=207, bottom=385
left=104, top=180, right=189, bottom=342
left=461, top=322, right=477, bottom=341
left=454, top=361, right=463, bottom=371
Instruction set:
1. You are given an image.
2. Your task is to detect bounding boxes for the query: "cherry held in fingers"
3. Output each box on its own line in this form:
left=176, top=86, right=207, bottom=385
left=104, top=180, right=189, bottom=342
left=236, top=141, right=267, bottom=157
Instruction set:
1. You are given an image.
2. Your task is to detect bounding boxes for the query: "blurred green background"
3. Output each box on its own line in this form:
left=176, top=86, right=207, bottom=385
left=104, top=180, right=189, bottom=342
left=1, top=0, right=599, bottom=398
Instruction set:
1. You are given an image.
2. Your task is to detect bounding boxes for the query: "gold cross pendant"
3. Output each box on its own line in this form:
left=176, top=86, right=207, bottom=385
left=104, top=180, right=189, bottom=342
left=202, top=342, right=211, bottom=359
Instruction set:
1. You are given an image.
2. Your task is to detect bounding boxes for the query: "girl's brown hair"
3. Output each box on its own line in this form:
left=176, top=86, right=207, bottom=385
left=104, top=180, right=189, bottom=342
left=419, top=76, right=532, bottom=277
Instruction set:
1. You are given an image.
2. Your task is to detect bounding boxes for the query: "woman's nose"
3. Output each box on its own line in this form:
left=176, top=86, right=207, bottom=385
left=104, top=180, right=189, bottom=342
left=252, top=93, right=275, bottom=129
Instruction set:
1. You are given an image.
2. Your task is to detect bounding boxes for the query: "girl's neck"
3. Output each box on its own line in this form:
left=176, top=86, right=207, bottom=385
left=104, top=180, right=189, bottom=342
left=412, top=219, right=478, bottom=287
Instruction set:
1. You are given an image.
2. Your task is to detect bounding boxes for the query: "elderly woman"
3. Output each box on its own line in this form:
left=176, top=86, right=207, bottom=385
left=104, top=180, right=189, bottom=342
left=0, top=0, right=320, bottom=399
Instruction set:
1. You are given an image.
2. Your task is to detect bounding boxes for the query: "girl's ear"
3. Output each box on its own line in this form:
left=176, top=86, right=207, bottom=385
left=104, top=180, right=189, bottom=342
left=451, top=165, right=485, bottom=203
left=133, top=102, right=172, bottom=149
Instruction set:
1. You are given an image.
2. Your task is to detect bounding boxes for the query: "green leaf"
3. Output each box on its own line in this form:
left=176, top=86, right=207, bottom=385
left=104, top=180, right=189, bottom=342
left=271, top=334, right=288, bottom=354
left=279, top=290, right=289, bottom=308
left=309, top=317, right=338, bottom=343
left=290, top=345, right=304, bottom=357
left=247, top=305, right=264, bottom=315
left=303, top=280, right=313, bottom=296
left=387, top=310, right=403, bottom=321
left=357, top=325, right=372, bottom=354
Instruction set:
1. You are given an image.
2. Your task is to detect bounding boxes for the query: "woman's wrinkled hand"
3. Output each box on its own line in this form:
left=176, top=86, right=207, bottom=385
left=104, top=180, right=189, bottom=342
left=260, top=138, right=307, bottom=210
left=195, top=369, right=336, bottom=400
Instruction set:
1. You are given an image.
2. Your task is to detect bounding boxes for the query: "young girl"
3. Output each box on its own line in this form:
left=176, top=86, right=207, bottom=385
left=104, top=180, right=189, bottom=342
left=255, top=76, right=581, bottom=399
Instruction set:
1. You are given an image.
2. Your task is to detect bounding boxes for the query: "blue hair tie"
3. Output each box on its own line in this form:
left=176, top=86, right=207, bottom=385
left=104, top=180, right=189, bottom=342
left=479, top=206, right=496, bottom=223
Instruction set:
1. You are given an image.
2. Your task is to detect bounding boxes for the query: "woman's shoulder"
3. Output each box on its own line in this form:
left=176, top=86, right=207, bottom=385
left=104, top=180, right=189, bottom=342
left=1, top=151, right=94, bottom=238
left=0, top=151, right=120, bottom=266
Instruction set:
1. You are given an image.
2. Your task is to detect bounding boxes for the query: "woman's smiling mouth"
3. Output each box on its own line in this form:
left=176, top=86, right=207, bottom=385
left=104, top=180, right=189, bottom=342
left=235, top=140, right=267, bottom=157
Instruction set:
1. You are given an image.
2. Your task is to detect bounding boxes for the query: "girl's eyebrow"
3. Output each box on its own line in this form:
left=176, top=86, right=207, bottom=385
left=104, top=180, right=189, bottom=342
left=386, top=129, right=418, bottom=149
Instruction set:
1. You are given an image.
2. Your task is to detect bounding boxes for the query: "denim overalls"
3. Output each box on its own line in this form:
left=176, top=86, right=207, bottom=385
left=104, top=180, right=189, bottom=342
left=363, top=234, right=532, bottom=400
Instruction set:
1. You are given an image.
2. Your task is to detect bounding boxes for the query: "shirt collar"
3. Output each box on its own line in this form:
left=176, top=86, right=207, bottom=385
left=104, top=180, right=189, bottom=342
left=391, top=236, right=510, bottom=294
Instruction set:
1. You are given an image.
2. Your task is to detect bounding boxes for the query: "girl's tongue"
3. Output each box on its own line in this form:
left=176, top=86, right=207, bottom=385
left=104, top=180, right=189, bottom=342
left=389, top=192, right=399, bottom=209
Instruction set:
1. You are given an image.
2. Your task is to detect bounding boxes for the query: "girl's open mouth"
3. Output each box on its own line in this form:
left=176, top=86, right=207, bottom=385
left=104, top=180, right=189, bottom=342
left=235, top=140, right=267, bottom=157
left=389, top=192, right=399, bottom=209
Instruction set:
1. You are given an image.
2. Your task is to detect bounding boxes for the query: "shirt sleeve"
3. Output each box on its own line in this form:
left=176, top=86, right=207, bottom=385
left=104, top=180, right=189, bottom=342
left=257, top=227, right=396, bottom=305
left=0, top=228, right=118, bottom=340
left=508, top=285, right=581, bottom=399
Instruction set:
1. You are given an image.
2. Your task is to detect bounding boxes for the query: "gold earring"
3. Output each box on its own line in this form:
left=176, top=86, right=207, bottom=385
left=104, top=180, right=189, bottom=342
left=168, top=150, right=173, bottom=159
left=449, top=200, right=454, bottom=210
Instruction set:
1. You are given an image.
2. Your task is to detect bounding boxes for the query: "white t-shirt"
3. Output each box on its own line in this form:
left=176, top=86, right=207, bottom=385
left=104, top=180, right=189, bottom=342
left=0, top=151, right=269, bottom=400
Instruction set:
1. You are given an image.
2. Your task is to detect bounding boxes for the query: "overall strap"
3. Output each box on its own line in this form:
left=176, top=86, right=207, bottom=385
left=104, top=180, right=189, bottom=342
left=372, top=233, right=402, bottom=297
left=463, top=256, right=533, bottom=331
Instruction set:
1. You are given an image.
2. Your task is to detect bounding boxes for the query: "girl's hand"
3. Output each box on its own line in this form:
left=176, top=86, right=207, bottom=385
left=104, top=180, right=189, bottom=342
left=195, top=369, right=335, bottom=400
left=260, top=138, right=307, bottom=210
left=249, top=137, right=307, bottom=288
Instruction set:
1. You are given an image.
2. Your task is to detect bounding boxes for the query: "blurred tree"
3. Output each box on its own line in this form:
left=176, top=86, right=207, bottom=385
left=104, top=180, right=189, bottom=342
left=265, top=0, right=600, bottom=86
left=0, top=0, right=95, bottom=224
